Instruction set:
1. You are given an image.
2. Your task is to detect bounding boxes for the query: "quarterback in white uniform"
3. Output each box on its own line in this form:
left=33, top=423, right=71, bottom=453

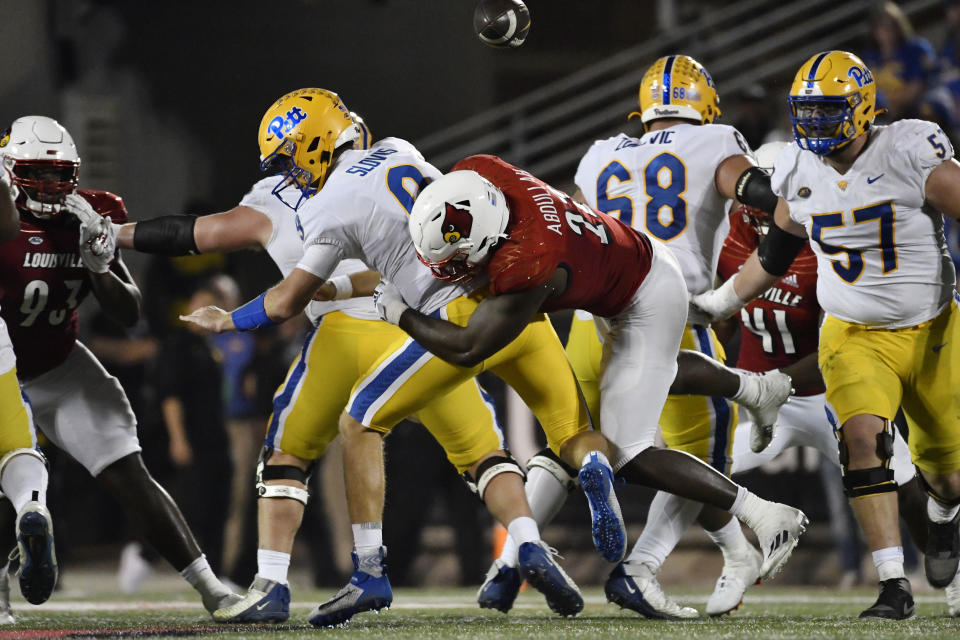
left=531, top=55, right=794, bottom=619
left=694, top=51, right=960, bottom=619
left=182, top=88, right=624, bottom=625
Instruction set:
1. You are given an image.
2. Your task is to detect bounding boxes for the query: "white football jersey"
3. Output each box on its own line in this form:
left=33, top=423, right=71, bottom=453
left=772, top=120, right=956, bottom=328
left=575, top=123, right=750, bottom=324
left=295, top=138, right=474, bottom=315
left=239, top=177, right=378, bottom=324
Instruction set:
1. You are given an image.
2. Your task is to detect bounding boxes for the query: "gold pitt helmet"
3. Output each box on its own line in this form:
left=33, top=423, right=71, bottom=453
left=257, top=88, right=360, bottom=210
left=631, top=55, right=721, bottom=128
left=788, top=51, right=878, bottom=155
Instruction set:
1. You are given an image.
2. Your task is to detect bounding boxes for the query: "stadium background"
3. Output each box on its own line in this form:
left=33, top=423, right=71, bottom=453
left=0, top=0, right=958, bottom=596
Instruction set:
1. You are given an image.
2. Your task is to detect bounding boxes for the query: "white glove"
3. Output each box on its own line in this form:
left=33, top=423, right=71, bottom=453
left=690, top=275, right=746, bottom=323
left=373, top=280, right=409, bottom=325
left=0, top=166, right=15, bottom=199
left=65, top=193, right=117, bottom=274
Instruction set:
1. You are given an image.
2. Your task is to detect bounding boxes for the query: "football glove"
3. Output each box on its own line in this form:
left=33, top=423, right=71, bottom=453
left=690, top=275, right=746, bottom=323
left=373, top=280, right=409, bottom=325
left=65, top=193, right=118, bottom=274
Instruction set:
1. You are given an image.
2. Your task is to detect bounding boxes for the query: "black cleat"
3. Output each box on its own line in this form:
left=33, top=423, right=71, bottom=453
left=925, top=510, right=960, bottom=588
left=859, top=578, right=914, bottom=620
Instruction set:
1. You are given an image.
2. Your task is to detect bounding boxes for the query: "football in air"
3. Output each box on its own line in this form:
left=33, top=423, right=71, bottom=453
left=473, top=0, right=531, bottom=48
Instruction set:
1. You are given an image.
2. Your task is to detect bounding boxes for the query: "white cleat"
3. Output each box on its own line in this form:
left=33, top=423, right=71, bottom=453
left=947, top=567, right=960, bottom=616
left=706, top=544, right=763, bottom=616
left=745, top=497, right=808, bottom=581
left=737, top=370, right=794, bottom=453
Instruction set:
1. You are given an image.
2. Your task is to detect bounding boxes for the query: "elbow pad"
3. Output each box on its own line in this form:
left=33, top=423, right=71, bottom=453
left=757, top=225, right=807, bottom=276
left=734, top=166, right=778, bottom=214
left=132, top=215, right=199, bottom=256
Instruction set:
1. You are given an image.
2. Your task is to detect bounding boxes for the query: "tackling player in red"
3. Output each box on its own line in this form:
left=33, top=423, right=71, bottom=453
left=373, top=153, right=809, bottom=582
left=0, top=116, right=239, bottom=617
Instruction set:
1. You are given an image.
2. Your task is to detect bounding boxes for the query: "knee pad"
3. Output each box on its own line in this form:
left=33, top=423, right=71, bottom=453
left=526, top=448, right=578, bottom=492
left=838, top=420, right=897, bottom=498
left=462, top=452, right=525, bottom=501
left=255, top=446, right=311, bottom=506
left=0, top=448, right=47, bottom=478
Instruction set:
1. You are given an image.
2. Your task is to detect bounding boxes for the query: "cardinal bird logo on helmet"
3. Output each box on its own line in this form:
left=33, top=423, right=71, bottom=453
left=442, top=200, right=474, bottom=244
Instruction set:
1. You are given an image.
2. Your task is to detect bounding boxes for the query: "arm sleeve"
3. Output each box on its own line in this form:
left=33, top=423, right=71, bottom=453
left=295, top=243, right=342, bottom=280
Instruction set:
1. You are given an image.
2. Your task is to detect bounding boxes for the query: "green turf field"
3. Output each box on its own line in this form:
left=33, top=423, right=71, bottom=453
left=4, top=585, right=960, bottom=639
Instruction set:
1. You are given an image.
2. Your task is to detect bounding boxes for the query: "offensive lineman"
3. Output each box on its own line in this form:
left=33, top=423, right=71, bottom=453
left=375, top=154, right=809, bottom=589
left=615, top=143, right=922, bottom=617
left=180, top=89, right=622, bottom=625
left=0, top=116, right=239, bottom=618
left=693, top=51, right=960, bottom=619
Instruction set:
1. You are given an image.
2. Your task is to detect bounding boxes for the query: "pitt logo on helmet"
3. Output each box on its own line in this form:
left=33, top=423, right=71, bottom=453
left=788, top=51, right=878, bottom=156
left=257, top=88, right=361, bottom=211
left=267, top=107, right=308, bottom=139
left=631, top=55, right=721, bottom=129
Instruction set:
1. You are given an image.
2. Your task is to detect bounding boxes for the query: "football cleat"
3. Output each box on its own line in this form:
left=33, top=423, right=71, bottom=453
left=212, top=575, right=289, bottom=623
left=309, top=547, right=392, bottom=627
left=859, top=578, right=914, bottom=620
left=517, top=541, right=583, bottom=617
left=743, top=497, right=807, bottom=581
left=705, top=544, right=763, bottom=616
left=924, top=509, right=960, bottom=588
left=477, top=559, right=521, bottom=613
left=945, top=567, right=960, bottom=616
left=738, top=370, right=794, bottom=453
left=578, top=453, right=627, bottom=563
left=605, top=562, right=698, bottom=620
left=15, top=501, right=57, bottom=605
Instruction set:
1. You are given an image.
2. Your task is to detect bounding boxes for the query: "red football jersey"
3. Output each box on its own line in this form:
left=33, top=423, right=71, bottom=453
left=453, top=155, right=652, bottom=317
left=717, top=212, right=824, bottom=396
left=0, top=189, right=128, bottom=378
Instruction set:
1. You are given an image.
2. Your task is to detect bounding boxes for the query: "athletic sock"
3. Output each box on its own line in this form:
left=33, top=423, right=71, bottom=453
left=872, top=546, right=905, bottom=581
left=352, top=522, right=383, bottom=557
left=625, top=491, right=702, bottom=573
left=705, top=516, right=751, bottom=561
left=256, top=549, right=291, bottom=584
left=0, top=452, right=48, bottom=514
left=507, top=516, right=540, bottom=547
left=928, top=496, right=960, bottom=523
left=352, top=522, right=385, bottom=577
left=498, top=534, right=519, bottom=568
left=181, top=554, right=232, bottom=602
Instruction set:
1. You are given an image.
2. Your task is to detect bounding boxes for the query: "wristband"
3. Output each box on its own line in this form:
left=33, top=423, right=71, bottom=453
left=330, top=274, right=353, bottom=300
left=231, top=293, right=276, bottom=331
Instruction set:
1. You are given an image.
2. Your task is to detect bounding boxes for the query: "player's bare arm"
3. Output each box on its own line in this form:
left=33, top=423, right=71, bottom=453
left=88, top=257, right=142, bottom=327
left=116, top=205, right=273, bottom=255
left=396, top=277, right=559, bottom=368
left=313, top=269, right=381, bottom=301
left=925, top=157, right=960, bottom=220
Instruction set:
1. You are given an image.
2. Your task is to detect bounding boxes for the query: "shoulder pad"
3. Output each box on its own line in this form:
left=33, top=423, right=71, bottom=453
left=77, top=189, right=128, bottom=224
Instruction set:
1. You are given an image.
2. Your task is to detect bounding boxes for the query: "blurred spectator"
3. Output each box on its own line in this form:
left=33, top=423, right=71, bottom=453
left=155, top=282, right=233, bottom=574
left=860, top=2, right=937, bottom=122
left=935, top=0, right=960, bottom=136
